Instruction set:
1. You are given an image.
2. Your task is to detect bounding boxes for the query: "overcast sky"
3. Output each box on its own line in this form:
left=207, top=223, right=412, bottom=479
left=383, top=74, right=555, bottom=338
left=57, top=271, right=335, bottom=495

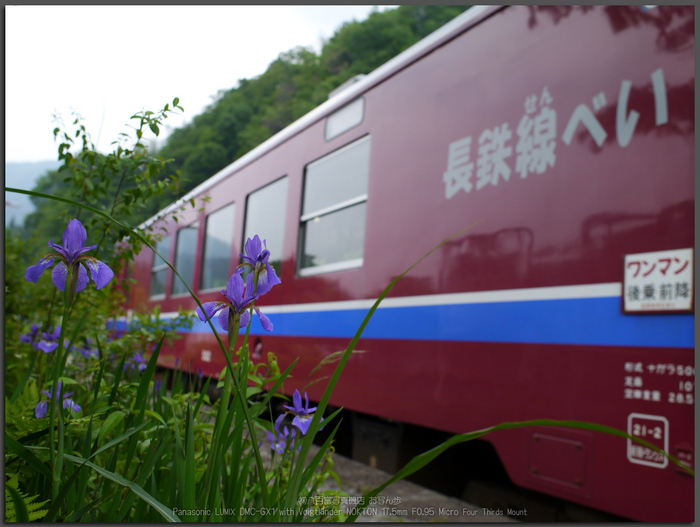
left=5, top=5, right=396, bottom=163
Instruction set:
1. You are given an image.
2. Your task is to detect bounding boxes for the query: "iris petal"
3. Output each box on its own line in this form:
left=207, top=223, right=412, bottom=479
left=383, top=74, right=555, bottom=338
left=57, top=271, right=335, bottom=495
left=240, top=310, right=251, bottom=328
left=75, top=263, right=89, bottom=293
left=256, top=264, right=281, bottom=296
left=37, top=341, right=59, bottom=354
left=225, top=269, right=245, bottom=306
left=240, top=253, right=255, bottom=267
left=64, top=399, right=81, bottom=412
left=49, top=241, right=71, bottom=261
left=245, top=271, right=256, bottom=298
left=63, top=219, right=87, bottom=260
left=196, top=301, right=226, bottom=322
left=86, top=259, right=115, bottom=289
left=292, top=390, right=303, bottom=413
left=245, top=236, right=262, bottom=261
left=292, top=415, right=312, bottom=435
left=26, top=256, right=55, bottom=283
left=52, top=262, right=69, bottom=291
left=35, top=401, right=48, bottom=419
left=217, top=307, right=230, bottom=332
left=77, top=244, right=97, bottom=258
left=254, top=306, right=273, bottom=332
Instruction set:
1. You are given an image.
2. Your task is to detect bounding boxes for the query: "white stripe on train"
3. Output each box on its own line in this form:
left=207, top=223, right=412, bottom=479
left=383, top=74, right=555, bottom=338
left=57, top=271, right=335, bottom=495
left=134, top=281, right=621, bottom=320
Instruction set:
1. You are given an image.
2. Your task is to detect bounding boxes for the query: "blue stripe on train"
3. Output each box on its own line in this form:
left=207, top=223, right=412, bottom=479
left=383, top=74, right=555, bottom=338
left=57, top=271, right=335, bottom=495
left=174, top=296, right=694, bottom=348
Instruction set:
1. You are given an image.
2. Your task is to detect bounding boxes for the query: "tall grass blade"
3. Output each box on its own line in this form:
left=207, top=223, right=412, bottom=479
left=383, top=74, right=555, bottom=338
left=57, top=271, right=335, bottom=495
left=65, top=497, right=103, bottom=522
left=346, top=418, right=694, bottom=521
left=184, top=401, right=196, bottom=521
left=5, top=433, right=52, bottom=479
left=40, top=421, right=150, bottom=522
left=62, top=452, right=182, bottom=522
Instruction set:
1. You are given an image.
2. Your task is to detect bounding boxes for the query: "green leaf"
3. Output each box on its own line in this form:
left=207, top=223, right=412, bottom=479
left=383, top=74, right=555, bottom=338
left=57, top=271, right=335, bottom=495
left=97, top=410, right=125, bottom=444
left=184, top=403, right=196, bottom=519
left=144, top=410, right=166, bottom=426
left=57, top=376, right=84, bottom=388
left=65, top=497, right=103, bottom=522
left=149, top=123, right=160, bottom=136
left=5, top=434, right=52, bottom=479
left=6, top=482, right=29, bottom=523
left=173, top=97, right=180, bottom=106
left=62, top=453, right=182, bottom=522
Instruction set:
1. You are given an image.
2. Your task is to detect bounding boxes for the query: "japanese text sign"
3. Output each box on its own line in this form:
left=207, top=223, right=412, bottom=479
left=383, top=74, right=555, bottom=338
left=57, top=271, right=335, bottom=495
left=627, top=413, right=669, bottom=469
left=624, top=248, right=693, bottom=313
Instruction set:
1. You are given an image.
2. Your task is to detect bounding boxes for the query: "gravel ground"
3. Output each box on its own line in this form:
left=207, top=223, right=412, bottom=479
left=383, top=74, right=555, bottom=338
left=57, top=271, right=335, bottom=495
left=310, top=445, right=518, bottom=523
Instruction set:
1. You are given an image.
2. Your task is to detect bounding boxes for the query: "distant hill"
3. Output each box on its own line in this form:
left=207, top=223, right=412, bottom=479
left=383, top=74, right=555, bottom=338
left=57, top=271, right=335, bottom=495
left=5, top=160, right=61, bottom=227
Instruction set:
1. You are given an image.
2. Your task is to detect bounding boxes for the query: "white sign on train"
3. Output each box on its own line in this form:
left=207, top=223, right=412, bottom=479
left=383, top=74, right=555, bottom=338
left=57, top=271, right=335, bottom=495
left=624, top=248, right=693, bottom=313
left=443, top=68, right=669, bottom=199
left=627, top=413, right=668, bottom=469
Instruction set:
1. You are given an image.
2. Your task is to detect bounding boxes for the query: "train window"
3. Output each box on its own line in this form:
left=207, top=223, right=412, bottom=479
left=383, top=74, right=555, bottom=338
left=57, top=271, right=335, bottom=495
left=325, top=97, right=364, bottom=141
left=299, top=135, right=370, bottom=276
left=149, top=235, right=171, bottom=298
left=171, top=221, right=200, bottom=296
left=200, top=203, right=236, bottom=291
left=243, top=176, right=288, bottom=276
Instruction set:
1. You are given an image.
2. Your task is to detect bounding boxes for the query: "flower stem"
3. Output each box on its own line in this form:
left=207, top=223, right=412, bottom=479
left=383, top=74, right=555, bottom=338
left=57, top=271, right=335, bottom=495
left=45, top=287, right=57, bottom=332
left=48, top=271, right=73, bottom=501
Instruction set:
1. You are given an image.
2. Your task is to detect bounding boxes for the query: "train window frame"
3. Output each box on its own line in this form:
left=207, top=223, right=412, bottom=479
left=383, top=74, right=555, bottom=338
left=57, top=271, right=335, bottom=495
left=170, top=220, right=200, bottom=297
left=241, top=175, right=289, bottom=278
left=199, top=202, right=236, bottom=294
left=325, top=97, right=365, bottom=141
left=298, top=135, right=370, bottom=277
left=149, top=234, right=172, bottom=300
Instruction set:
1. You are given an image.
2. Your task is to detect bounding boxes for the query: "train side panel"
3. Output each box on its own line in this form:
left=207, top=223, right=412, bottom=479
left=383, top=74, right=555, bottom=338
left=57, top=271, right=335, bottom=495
left=129, top=6, right=694, bottom=521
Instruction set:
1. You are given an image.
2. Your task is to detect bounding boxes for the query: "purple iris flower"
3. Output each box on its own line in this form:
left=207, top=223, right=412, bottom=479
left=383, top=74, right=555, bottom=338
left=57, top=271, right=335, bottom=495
left=25, top=219, right=114, bottom=293
left=239, top=235, right=281, bottom=296
left=20, top=324, right=40, bottom=344
left=196, top=268, right=273, bottom=332
left=78, top=337, right=98, bottom=359
left=33, top=326, right=66, bottom=354
left=274, top=390, right=322, bottom=435
left=263, top=427, right=300, bottom=454
left=124, top=352, right=148, bottom=374
left=35, top=381, right=81, bottom=418
left=42, top=326, right=61, bottom=341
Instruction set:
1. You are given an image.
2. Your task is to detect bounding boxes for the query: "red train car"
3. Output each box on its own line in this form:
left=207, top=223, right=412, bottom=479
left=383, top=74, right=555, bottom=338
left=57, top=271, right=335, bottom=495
left=128, top=6, right=694, bottom=521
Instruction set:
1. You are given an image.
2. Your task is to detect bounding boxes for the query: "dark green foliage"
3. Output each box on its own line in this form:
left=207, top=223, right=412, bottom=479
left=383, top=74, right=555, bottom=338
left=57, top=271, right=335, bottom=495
left=182, top=142, right=229, bottom=188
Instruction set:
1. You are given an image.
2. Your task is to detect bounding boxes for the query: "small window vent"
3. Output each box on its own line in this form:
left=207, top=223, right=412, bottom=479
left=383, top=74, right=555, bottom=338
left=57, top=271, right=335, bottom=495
left=327, top=74, right=366, bottom=99
left=325, top=97, right=365, bottom=141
